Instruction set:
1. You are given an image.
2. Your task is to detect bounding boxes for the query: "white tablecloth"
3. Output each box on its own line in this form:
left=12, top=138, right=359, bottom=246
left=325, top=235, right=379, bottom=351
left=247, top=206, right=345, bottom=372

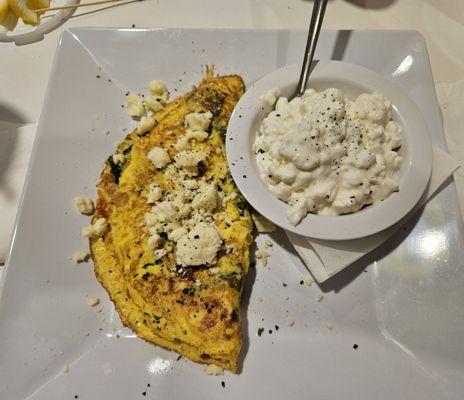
left=1, top=0, right=463, bottom=269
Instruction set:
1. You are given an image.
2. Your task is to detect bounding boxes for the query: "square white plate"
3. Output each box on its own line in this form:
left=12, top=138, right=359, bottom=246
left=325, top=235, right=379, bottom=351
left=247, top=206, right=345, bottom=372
left=1, top=28, right=463, bottom=400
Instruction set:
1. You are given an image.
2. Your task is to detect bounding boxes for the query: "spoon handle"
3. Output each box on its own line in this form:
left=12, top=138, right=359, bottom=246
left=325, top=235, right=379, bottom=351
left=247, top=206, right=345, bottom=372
left=296, top=0, right=328, bottom=97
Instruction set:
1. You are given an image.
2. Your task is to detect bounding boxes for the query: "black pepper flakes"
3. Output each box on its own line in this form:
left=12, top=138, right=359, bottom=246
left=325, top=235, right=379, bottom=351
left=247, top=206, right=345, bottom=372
left=221, top=381, right=225, bottom=388
left=353, top=344, right=358, bottom=349
left=257, top=327, right=264, bottom=336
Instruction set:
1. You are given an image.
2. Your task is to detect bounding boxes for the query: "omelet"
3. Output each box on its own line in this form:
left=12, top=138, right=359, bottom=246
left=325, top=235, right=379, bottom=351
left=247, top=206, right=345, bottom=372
left=89, top=71, right=253, bottom=372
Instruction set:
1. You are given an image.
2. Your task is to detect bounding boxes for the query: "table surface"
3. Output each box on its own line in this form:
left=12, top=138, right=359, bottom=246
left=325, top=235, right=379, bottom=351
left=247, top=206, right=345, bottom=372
left=0, top=0, right=463, bottom=249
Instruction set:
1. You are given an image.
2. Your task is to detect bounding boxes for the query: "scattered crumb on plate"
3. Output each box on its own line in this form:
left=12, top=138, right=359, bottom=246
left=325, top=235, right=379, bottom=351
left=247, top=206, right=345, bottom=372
left=287, top=319, right=295, bottom=327
left=204, top=364, right=224, bottom=375
left=264, top=239, right=273, bottom=249
left=255, top=250, right=270, bottom=266
left=87, top=297, right=100, bottom=307
left=326, top=322, right=334, bottom=331
left=62, top=365, right=69, bottom=373
left=73, top=251, right=90, bottom=263
left=317, top=294, right=324, bottom=302
left=74, top=196, right=95, bottom=215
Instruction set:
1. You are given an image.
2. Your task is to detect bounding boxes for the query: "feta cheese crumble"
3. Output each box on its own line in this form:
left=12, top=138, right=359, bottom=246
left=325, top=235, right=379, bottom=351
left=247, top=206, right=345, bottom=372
left=255, top=249, right=270, bottom=267
left=112, top=154, right=126, bottom=165
left=82, top=218, right=109, bottom=238
left=147, top=146, right=171, bottom=169
left=136, top=116, right=156, bottom=135
left=126, top=93, right=144, bottom=118
left=74, top=196, right=94, bottom=215
left=176, top=222, right=222, bottom=266
left=204, top=364, right=224, bottom=375
left=254, top=88, right=402, bottom=225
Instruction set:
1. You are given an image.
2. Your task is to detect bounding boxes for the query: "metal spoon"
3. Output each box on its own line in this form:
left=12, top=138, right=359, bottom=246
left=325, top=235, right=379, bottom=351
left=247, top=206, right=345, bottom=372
left=294, top=0, right=328, bottom=98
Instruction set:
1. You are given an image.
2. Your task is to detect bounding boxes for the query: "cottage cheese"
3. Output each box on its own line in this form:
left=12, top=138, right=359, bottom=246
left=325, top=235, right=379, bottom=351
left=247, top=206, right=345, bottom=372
left=254, top=88, right=402, bottom=225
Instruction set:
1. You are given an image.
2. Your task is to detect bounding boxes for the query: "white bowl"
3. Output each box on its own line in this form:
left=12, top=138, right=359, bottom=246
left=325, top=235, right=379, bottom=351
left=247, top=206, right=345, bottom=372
left=226, top=60, right=432, bottom=240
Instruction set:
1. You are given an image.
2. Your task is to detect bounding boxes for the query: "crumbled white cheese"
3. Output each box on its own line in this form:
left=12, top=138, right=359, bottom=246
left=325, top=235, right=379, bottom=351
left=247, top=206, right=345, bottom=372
left=251, top=212, right=276, bottom=233
left=174, top=136, right=190, bottom=151
left=192, top=183, right=219, bottom=213
left=74, top=196, right=94, bottom=215
left=186, top=130, right=209, bottom=142
left=194, top=279, right=202, bottom=287
left=255, top=249, right=270, bottom=267
left=147, top=147, right=171, bottom=169
left=144, top=212, right=159, bottom=227
left=82, top=218, right=109, bottom=238
left=112, top=154, right=126, bottom=164
left=145, top=95, right=164, bottom=112
left=209, top=267, right=220, bottom=274
left=260, top=88, right=281, bottom=108
left=317, top=294, right=324, bottom=302
left=221, top=192, right=237, bottom=206
left=88, top=297, right=100, bottom=307
left=126, top=93, right=144, bottom=118
left=185, top=111, right=213, bottom=131
left=204, top=364, right=224, bottom=376
left=73, top=251, right=90, bottom=263
left=147, top=233, right=162, bottom=250
left=151, top=201, right=178, bottom=223
left=147, top=183, right=163, bottom=204
left=137, top=116, right=156, bottom=135
left=148, top=80, right=167, bottom=97
left=176, top=222, right=221, bottom=266
left=169, top=227, right=188, bottom=242
left=174, top=150, right=207, bottom=170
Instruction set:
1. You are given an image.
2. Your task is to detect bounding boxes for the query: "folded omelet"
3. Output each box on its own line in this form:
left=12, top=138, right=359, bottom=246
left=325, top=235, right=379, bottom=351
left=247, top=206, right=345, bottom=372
left=89, top=71, right=253, bottom=372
